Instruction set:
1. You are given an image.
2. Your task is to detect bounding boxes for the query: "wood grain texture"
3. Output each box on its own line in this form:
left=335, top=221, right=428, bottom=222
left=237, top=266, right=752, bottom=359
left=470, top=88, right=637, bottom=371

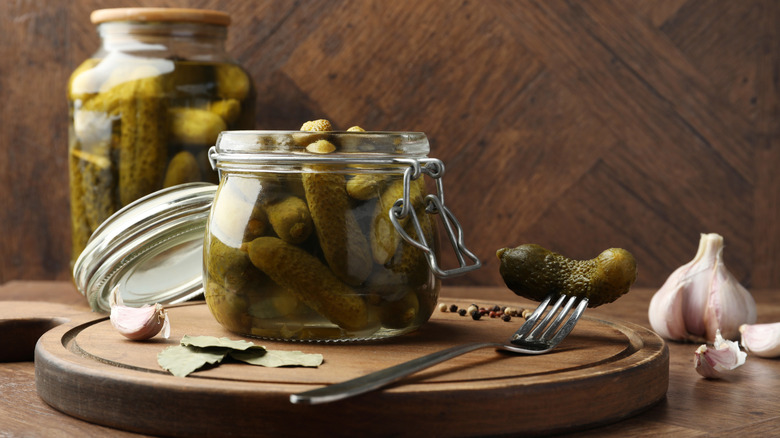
left=0, top=1, right=777, bottom=290
left=2, top=281, right=780, bottom=437
left=0, top=363, right=154, bottom=438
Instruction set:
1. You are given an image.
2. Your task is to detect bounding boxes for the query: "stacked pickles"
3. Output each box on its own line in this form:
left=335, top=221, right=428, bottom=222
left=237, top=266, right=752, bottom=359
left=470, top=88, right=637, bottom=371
left=68, top=60, right=254, bottom=262
left=204, top=123, right=441, bottom=341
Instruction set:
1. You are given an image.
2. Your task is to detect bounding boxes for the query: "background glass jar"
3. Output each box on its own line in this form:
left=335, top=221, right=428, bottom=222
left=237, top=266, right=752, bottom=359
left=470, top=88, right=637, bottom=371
left=205, top=131, right=479, bottom=342
left=67, top=8, right=255, bottom=264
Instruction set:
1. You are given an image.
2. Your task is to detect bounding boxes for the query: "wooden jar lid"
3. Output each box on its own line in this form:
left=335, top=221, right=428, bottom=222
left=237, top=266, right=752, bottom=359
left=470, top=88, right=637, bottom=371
left=90, top=8, right=231, bottom=26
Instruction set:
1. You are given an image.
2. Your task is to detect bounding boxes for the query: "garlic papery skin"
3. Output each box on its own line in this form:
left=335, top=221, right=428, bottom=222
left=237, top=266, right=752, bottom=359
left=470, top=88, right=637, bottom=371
left=109, top=288, right=171, bottom=341
left=740, top=323, right=780, bottom=358
left=648, top=233, right=757, bottom=343
left=694, top=330, right=746, bottom=378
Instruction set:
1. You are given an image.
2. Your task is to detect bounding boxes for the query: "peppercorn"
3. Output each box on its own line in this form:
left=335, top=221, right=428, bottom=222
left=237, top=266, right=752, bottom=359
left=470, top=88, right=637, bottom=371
left=492, top=305, right=501, bottom=312
left=438, top=303, right=448, bottom=312
left=466, top=305, right=478, bottom=316
left=502, top=314, right=512, bottom=322
left=458, top=308, right=467, bottom=316
left=471, top=311, right=482, bottom=320
left=449, top=304, right=459, bottom=312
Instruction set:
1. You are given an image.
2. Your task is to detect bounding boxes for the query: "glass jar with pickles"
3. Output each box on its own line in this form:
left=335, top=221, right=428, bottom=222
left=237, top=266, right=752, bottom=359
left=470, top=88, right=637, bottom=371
left=205, top=129, right=481, bottom=341
left=67, top=8, right=255, bottom=264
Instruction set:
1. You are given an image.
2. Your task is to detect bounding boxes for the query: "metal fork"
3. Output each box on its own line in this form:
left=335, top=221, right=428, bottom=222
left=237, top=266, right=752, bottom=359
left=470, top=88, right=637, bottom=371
left=290, top=293, right=588, bottom=405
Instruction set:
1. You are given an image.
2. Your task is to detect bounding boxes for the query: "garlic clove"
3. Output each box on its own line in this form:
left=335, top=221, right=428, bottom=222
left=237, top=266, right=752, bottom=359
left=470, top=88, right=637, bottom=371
left=648, top=233, right=756, bottom=343
left=704, top=263, right=757, bottom=341
left=740, top=322, right=780, bottom=358
left=694, top=330, right=746, bottom=378
left=694, top=345, right=719, bottom=378
left=680, top=234, right=721, bottom=337
left=109, top=288, right=170, bottom=341
left=648, top=280, right=688, bottom=341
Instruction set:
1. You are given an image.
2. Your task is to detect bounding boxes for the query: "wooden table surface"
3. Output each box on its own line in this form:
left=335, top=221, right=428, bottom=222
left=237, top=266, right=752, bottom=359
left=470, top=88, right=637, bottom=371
left=1, top=280, right=778, bottom=437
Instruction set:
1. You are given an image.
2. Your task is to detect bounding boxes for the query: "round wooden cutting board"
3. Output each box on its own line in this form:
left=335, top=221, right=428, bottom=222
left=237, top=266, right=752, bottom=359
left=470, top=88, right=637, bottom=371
left=30, top=299, right=668, bottom=437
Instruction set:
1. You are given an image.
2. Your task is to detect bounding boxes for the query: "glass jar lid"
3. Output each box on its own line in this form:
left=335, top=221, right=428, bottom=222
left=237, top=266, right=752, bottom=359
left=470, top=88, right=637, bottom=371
left=73, top=182, right=217, bottom=312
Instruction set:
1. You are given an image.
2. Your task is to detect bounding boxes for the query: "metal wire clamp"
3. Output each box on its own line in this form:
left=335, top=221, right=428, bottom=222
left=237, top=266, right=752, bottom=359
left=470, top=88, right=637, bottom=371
left=389, top=158, right=481, bottom=278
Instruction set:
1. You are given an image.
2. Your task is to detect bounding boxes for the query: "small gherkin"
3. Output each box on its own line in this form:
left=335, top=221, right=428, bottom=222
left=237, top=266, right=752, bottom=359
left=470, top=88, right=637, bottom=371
left=243, top=236, right=369, bottom=331
left=497, top=244, right=637, bottom=307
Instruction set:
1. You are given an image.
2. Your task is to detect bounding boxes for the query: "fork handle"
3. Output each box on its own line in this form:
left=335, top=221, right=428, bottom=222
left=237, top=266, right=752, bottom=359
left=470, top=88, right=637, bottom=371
left=290, top=342, right=499, bottom=405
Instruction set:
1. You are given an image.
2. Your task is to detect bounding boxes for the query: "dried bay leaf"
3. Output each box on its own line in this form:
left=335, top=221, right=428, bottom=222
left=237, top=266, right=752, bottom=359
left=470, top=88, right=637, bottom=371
left=158, top=345, right=229, bottom=377
left=230, top=349, right=324, bottom=368
left=181, top=335, right=258, bottom=351
left=158, top=335, right=323, bottom=377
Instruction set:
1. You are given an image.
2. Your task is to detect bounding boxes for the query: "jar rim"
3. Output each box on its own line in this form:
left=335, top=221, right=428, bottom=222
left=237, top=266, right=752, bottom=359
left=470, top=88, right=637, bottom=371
left=91, top=8, right=231, bottom=26
left=214, top=130, right=430, bottom=158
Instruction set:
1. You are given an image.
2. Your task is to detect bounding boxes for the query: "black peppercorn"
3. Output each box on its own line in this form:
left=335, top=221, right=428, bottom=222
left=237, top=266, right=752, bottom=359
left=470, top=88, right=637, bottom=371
left=449, top=304, right=459, bottom=312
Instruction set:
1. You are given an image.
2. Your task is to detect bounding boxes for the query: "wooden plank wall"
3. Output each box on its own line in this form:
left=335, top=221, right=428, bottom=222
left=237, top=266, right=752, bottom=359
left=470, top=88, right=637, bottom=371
left=1, top=0, right=777, bottom=291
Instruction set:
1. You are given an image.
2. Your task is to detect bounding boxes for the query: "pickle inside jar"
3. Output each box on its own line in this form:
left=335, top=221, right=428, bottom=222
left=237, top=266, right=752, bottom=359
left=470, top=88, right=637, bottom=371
left=68, top=60, right=255, bottom=260
left=203, top=171, right=440, bottom=341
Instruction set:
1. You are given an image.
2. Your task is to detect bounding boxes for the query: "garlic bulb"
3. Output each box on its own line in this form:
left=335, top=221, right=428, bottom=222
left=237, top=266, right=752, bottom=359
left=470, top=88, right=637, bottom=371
left=740, top=322, right=780, bottom=358
left=648, top=233, right=756, bottom=342
left=109, top=288, right=171, bottom=341
left=694, top=330, right=746, bottom=378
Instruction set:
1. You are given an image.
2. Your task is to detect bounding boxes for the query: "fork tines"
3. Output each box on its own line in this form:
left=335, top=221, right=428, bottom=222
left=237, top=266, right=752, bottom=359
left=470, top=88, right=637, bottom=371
left=513, top=294, right=588, bottom=346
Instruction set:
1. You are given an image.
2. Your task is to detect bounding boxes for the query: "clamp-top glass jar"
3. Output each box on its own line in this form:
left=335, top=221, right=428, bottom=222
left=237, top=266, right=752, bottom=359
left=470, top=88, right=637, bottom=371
left=67, top=8, right=255, bottom=264
left=205, top=130, right=480, bottom=341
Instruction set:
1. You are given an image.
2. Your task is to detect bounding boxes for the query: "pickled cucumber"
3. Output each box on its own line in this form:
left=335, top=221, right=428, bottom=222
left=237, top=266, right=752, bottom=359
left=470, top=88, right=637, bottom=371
left=371, top=179, right=406, bottom=265
left=243, top=236, right=369, bottom=332
left=386, top=204, right=434, bottom=285
left=73, top=145, right=116, bottom=230
left=243, top=203, right=269, bottom=242
left=378, top=290, right=419, bottom=329
left=208, top=99, right=241, bottom=124
left=295, top=120, right=333, bottom=146
left=370, top=178, right=426, bottom=265
left=168, top=107, right=226, bottom=145
left=205, top=280, right=252, bottom=333
left=80, top=65, right=160, bottom=115
left=247, top=286, right=303, bottom=319
left=303, top=172, right=373, bottom=285
left=118, top=74, right=168, bottom=206
left=207, top=236, right=262, bottom=292
left=216, top=64, right=251, bottom=101
left=497, top=244, right=638, bottom=307
left=306, top=139, right=336, bottom=154
left=300, top=119, right=332, bottom=132
left=264, top=195, right=313, bottom=245
left=163, top=150, right=201, bottom=188
left=347, top=174, right=387, bottom=200
left=68, top=140, right=91, bottom=261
